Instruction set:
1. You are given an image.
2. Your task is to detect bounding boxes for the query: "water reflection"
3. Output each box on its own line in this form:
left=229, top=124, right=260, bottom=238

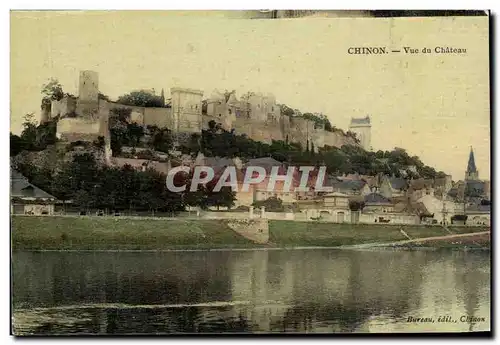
left=12, top=249, right=490, bottom=334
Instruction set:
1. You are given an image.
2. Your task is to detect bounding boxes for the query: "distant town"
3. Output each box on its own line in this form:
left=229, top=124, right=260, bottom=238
left=10, top=70, right=491, bottom=227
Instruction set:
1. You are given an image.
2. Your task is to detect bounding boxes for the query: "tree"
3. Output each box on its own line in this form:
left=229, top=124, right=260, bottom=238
left=41, top=78, right=64, bottom=102
left=127, top=123, right=144, bottom=147
left=17, top=113, right=58, bottom=152
left=349, top=200, right=365, bottom=211
left=98, top=92, right=111, bottom=102
left=252, top=197, right=284, bottom=212
left=279, top=104, right=295, bottom=117
left=147, top=126, right=173, bottom=153
left=73, top=189, right=93, bottom=212
left=20, top=113, right=38, bottom=150
left=206, top=185, right=236, bottom=210
left=109, top=108, right=133, bottom=155
left=117, top=91, right=165, bottom=108
left=10, top=133, right=25, bottom=156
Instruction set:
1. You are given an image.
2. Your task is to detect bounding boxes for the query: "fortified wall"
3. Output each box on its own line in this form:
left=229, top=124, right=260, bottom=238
left=203, top=89, right=359, bottom=151
left=46, top=71, right=359, bottom=153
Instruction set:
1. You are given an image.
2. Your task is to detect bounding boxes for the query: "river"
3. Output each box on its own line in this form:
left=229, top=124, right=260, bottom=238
left=11, top=249, right=490, bottom=334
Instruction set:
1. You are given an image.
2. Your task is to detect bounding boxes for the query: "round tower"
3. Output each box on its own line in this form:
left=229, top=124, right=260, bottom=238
left=349, top=115, right=372, bottom=151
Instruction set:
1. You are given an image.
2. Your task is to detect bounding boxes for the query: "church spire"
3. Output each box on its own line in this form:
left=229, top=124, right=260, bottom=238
left=465, top=146, right=479, bottom=181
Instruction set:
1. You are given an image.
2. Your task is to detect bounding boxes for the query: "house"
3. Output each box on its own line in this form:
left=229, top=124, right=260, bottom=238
left=195, top=154, right=237, bottom=174
left=323, top=192, right=350, bottom=209
left=301, top=192, right=350, bottom=223
left=417, top=194, right=463, bottom=224
left=432, top=175, right=453, bottom=199
left=407, top=178, right=435, bottom=201
left=244, top=157, right=284, bottom=171
left=11, top=169, right=57, bottom=215
left=326, top=176, right=366, bottom=196
left=363, top=192, right=394, bottom=213
left=244, top=157, right=300, bottom=204
left=379, top=175, right=408, bottom=198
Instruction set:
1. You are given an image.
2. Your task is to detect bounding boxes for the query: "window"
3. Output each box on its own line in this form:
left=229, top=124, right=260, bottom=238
left=228, top=109, right=232, bottom=114
left=272, top=106, right=274, bottom=111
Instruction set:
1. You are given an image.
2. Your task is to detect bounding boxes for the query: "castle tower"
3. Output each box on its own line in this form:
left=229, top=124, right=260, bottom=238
left=349, top=116, right=372, bottom=151
left=465, top=146, right=479, bottom=181
left=77, top=70, right=99, bottom=118
left=171, top=87, right=204, bottom=143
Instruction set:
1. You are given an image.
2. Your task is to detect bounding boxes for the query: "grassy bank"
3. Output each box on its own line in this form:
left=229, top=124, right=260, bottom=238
left=11, top=216, right=257, bottom=250
left=268, top=221, right=488, bottom=247
left=11, top=216, right=489, bottom=251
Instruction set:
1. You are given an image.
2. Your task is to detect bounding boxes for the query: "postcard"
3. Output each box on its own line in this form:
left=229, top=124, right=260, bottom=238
left=10, top=10, right=490, bottom=335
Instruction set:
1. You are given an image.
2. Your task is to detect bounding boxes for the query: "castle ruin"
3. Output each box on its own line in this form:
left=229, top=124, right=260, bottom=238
left=42, top=70, right=361, bottom=153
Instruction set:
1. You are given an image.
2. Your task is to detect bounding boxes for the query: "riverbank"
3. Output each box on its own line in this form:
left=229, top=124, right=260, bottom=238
left=11, top=216, right=490, bottom=251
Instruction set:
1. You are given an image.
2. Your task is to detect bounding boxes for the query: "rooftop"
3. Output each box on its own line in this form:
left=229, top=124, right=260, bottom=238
left=364, top=192, right=392, bottom=205
left=245, top=157, right=284, bottom=170
left=11, top=169, right=56, bottom=200
left=350, top=116, right=371, bottom=125
left=466, top=147, right=478, bottom=174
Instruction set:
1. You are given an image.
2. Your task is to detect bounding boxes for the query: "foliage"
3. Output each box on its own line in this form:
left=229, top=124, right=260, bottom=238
left=253, top=197, right=284, bottom=212
left=206, top=185, right=236, bottom=210
left=10, top=133, right=26, bottom=156
left=41, top=78, right=64, bottom=102
left=110, top=107, right=132, bottom=124
left=147, top=125, right=173, bottom=153
left=116, top=90, right=165, bottom=108
left=13, top=114, right=58, bottom=153
left=109, top=108, right=148, bottom=154
left=98, top=92, right=111, bottom=102
left=349, top=200, right=365, bottom=211
left=16, top=152, right=236, bottom=213
left=301, top=112, right=333, bottom=130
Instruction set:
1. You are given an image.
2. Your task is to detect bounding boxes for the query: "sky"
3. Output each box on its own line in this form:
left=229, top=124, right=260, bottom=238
left=10, top=11, right=490, bottom=181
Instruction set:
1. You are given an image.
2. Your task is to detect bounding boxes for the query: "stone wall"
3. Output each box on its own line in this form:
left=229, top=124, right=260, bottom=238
left=359, top=212, right=420, bottom=225
left=323, top=130, right=357, bottom=148
left=51, top=96, right=77, bottom=118
left=104, top=101, right=173, bottom=128
left=171, top=88, right=203, bottom=133
left=288, top=117, right=316, bottom=150
left=56, top=117, right=101, bottom=142
left=145, top=107, right=173, bottom=128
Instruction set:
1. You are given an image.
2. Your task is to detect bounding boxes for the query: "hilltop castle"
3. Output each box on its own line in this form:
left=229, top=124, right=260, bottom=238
left=42, top=70, right=363, bottom=153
